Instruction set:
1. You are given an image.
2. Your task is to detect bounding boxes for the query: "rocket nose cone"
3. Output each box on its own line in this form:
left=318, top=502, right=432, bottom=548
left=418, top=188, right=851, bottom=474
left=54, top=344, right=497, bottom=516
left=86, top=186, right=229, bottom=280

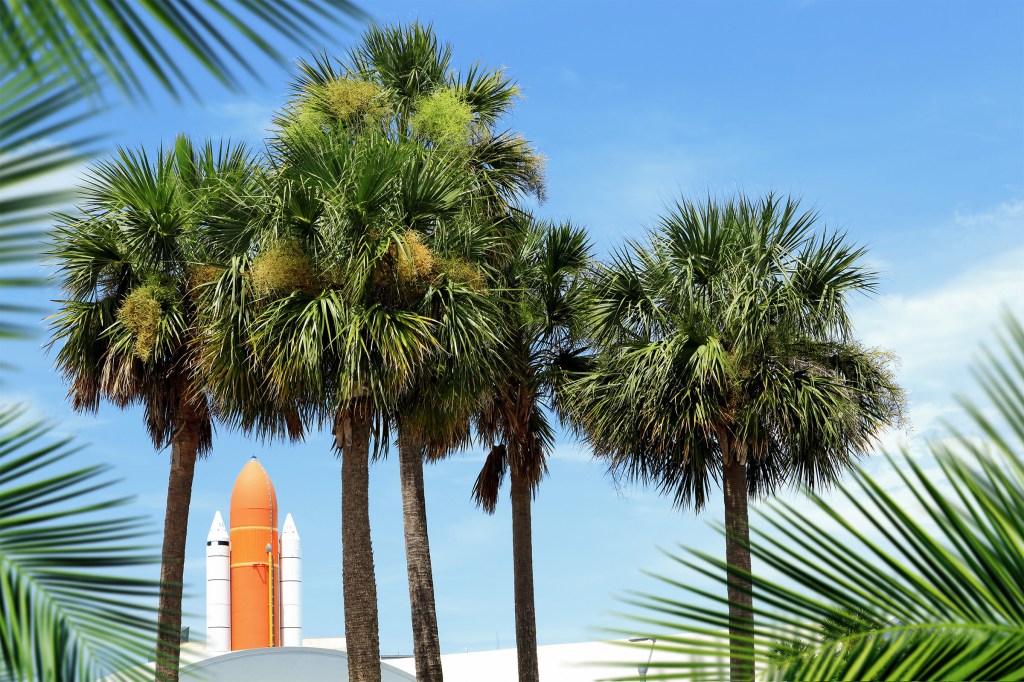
left=282, top=513, right=299, bottom=538
left=230, top=459, right=278, bottom=528
left=207, top=510, right=229, bottom=542
left=280, top=512, right=301, bottom=558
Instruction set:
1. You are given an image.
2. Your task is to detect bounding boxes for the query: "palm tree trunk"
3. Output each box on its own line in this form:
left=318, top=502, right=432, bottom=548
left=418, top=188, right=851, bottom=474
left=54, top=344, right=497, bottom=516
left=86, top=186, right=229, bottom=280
left=337, top=405, right=381, bottom=682
left=723, top=457, right=754, bottom=682
left=397, top=424, right=443, bottom=681
left=510, top=474, right=539, bottom=682
left=154, top=415, right=201, bottom=682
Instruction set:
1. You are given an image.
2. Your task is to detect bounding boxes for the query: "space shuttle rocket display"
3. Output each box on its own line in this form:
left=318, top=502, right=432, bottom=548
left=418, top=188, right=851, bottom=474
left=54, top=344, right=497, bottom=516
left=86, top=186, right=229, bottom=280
left=206, top=457, right=302, bottom=654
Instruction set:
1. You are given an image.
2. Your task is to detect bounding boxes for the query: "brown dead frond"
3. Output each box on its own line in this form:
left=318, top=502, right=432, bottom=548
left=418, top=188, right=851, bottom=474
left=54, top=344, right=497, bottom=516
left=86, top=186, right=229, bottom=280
left=471, top=444, right=507, bottom=514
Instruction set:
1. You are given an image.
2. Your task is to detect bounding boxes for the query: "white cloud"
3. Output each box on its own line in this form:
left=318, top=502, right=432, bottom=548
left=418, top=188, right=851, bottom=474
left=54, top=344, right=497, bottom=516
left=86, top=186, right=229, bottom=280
left=207, top=99, right=276, bottom=140
left=953, top=199, right=1024, bottom=232
left=852, top=203, right=1024, bottom=397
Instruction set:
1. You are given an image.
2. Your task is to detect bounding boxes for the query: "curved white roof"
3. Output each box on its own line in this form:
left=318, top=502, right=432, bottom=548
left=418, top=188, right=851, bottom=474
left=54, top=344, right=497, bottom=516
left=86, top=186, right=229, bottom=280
left=179, top=647, right=415, bottom=682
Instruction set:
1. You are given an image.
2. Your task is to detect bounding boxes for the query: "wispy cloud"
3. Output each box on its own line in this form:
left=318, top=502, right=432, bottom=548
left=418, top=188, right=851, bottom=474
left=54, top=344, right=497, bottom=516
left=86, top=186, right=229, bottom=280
left=558, top=67, right=581, bottom=87
left=953, top=199, right=1024, bottom=232
left=853, top=244, right=1024, bottom=396
left=207, top=99, right=277, bottom=140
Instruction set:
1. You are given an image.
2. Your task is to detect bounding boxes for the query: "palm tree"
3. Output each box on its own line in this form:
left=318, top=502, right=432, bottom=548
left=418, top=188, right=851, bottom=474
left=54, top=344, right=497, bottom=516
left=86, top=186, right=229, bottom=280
left=472, top=216, right=593, bottom=682
left=564, top=195, right=905, bottom=681
left=276, top=23, right=545, bottom=679
left=355, top=24, right=544, bottom=680
left=613, top=313, right=1024, bottom=681
left=48, top=137, right=261, bottom=682
left=200, top=122, right=474, bottom=681
left=385, top=209, right=500, bottom=682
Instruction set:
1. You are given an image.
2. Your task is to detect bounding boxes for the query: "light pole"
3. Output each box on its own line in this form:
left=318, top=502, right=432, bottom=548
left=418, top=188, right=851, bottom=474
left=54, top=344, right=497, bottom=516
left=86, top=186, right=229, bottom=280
left=629, top=637, right=657, bottom=681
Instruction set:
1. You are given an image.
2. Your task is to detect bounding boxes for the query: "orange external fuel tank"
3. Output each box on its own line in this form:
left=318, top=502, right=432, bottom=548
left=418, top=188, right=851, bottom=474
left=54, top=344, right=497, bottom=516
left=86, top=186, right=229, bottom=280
left=229, top=457, right=281, bottom=650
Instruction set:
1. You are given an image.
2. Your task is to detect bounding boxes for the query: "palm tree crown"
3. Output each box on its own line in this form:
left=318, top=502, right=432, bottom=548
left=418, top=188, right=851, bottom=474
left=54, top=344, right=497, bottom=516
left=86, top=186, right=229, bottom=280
left=570, top=194, right=903, bottom=507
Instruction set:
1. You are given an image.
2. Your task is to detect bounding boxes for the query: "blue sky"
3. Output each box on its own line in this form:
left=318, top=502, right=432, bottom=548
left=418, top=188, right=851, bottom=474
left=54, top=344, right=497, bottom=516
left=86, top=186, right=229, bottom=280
left=4, top=0, right=1024, bottom=656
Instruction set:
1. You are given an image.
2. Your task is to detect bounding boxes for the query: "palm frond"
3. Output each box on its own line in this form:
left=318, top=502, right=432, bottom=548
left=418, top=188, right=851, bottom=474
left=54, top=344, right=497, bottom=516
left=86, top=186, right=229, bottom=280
left=472, top=444, right=507, bottom=514
left=609, top=312, right=1024, bottom=681
left=0, top=404, right=159, bottom=682
left=457, top=63, right=520, bottom=127
left=468, top=131, right=546, bottom=208
left=0, top=65, right=96, bottom=340
left=350, top=21, right=452, bottom=110
left=1, top=0, right=367, bottom=101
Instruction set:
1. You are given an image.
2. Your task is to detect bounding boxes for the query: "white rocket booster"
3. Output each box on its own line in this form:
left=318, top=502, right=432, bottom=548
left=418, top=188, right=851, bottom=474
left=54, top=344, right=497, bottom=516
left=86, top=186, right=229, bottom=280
left=280, top=513, right=302, bottom=647
left=205, top=511, right=231, bottom=654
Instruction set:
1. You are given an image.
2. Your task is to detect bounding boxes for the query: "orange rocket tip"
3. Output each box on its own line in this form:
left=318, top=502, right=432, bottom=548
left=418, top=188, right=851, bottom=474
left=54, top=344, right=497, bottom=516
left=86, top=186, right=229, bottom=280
left=230, top=458, right=278, bottom=527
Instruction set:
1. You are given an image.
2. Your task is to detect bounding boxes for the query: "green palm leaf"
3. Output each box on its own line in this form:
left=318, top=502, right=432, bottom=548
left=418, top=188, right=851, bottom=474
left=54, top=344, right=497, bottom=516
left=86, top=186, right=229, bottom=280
left=1, top=0, right=366, bottom=100
left=0, top=404, right=159, bottom=682
left=0, top=64, right=97, bottom=340
left=610, top=313, right=1024, bottom=681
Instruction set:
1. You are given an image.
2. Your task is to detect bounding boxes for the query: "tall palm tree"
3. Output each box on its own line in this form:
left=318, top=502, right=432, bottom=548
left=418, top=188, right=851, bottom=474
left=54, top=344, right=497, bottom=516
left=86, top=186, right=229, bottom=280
left=48, top=137, right=260, bottom=682
left=356, top=24, right=544, bottom=680
left=201, top=123, right=473, bottom=681
left=472, top=216, right=593, bottom=682
left=277, top=23, right=545, bottom=679
left=389, top=273, right=499, bottom=681
left=384, top=207, right=500, bottom=682
left=614, top=313, right=1024, bottom=681
left=564, top=195, right=905, bottom=681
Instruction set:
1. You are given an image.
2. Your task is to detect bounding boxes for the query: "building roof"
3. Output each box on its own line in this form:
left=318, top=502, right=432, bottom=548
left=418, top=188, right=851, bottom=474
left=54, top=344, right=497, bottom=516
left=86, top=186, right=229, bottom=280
left=179, top=647, right=415, bottom=682
left=385, top=637, right=697, bottom=681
